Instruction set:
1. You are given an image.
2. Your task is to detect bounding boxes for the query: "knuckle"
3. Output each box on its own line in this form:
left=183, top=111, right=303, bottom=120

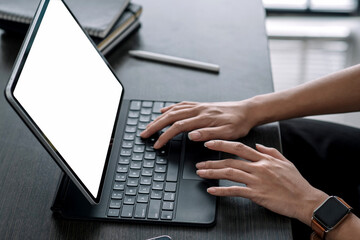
left=234, top=142, right=246, bottom=151
left=223, top=159, right=235, bottom=168
left=224, top=168, right=235, bottom=178
left=173, top=121, right=185, bottom=130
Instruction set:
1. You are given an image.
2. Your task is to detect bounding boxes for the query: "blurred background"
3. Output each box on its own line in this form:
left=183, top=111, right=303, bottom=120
left=264, top=0, right=360, bottom=128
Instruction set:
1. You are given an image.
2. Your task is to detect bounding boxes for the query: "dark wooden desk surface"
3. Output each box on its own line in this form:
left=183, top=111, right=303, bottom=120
left=0, top=0, right=293, bottom=239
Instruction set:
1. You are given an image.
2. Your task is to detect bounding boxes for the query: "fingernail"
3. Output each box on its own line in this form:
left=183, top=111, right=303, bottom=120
left=196, top=169, right=206, bottom=175
left=204, top=141, right=215, bottom=148
left=207, top=188, right=216, bottom=194
left=196, top=162, right=205, bottom=168
left=255, top=143, right=265, bottom=148
left=188, top=131, right=201, bottom=140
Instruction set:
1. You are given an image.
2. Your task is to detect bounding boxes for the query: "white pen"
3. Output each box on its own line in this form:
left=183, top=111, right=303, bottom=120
left=128, top=50, right=220, bottom=73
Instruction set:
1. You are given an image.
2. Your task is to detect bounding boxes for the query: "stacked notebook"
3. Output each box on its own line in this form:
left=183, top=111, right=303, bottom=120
left=0, top=0, right=142, bottom=55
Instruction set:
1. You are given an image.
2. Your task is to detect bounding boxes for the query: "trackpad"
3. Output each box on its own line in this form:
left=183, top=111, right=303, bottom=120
left=182, top=140, right=220, bottom=180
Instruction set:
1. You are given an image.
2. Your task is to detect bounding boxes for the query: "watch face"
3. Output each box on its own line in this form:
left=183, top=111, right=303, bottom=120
left=314, top=196, right=350, bottom=229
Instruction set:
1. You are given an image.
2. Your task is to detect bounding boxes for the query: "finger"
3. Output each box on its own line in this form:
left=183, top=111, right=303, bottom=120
left=140, top=108, right=197, bottom=138
left=196, top=168, right=254, bottom=184
left=146, top=103, right=195, bottom=129
left=205, top=140, right=264, bottom=162
left=255, top=144, right=287, bottom=161
left=196, top=159, right=253, bottom=173
left=153, top=116, right=209, bottom=148
left=160, top=101, right=197, bottom=113
left=188, top=125, right=234, bottom=142
left=207, top=186, right=253, bottom=198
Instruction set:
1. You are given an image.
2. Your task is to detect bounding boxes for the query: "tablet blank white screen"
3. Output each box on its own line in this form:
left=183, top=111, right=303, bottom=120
left=13, top=0, right=123, bottom=198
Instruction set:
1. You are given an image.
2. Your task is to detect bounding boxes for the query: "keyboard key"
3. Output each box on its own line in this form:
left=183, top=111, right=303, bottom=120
left=144, top=151, right=156, bottom=160
left=120, top=148, right=132, bottom=156
left=161, top=210, right=173, bottom=220
left=109, top=200, right=121, bottom=208
left=139, top=115, right=151, bottom=123
left=117, top=164, right=129, bottom=173
left=151, top=190, right=162, bottom=199
left=130, top=161, right=142, bottom=169
left=111, top=191, right=123, bottom=200
left=124, top=196, right=136, bottom=205
left=128, top=110, right=140, bottom=118
left=141, top=108, right=152, bottom=115
left=115, top=173, right=127, bottom=182
left=108, top=208, right=120, bottom=217
left=148, top=200, right=161, bottom=219
left=127, top=178, right=139, bottom=187
left=125, top=125, right=137, bottom=133
left=114, top=182, right=125, bottom=190
left=129, top=169, right=140, bottom=178
left=139, top=185, right=151, bottom=194
left=142, top=168, right=153, bottom=177
left=121, top=205, right=134, bottom=218
left=152, top=182, right=164, bottom=190
left=122, top=141, right=133, bottom=148
left=165, top=182, right=177, bottom=192
left=127, top=118, right=138, bottom=126
left=138, top=122, right=148, bottom=130
left=137, top=194, right=149, bottom=203
left=142, top=101, right=153, bottom=108
left=119, top=157, right=130, bottom=164
left=133, top=145, right=145, bottom=153
left=156, top=156, right=167, bottom=165
left=155, top=164, right=166, bottom=173
left=134, top=203, right=148, bottom=219
left=130, top=101, right=141, bottom=110
left=162, top=202, right=174, bottom=210
left=132, top=153, right=143, bottom=161
left=143, top=160, right=155, bottom=168
left=125, top=187, right=137, bottom=196
left=152, top=102, right=164, bottom=113
left=154, top=173, right=165, bottom=182
left=123, top=133, right=135, bottom=141
left=164, top=192, right=175, bottom=201
left=140, top=177, right=152, bottom=185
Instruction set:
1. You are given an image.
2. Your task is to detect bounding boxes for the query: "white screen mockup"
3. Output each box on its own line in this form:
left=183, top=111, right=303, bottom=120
left=13, top=0, right=123, bottom=198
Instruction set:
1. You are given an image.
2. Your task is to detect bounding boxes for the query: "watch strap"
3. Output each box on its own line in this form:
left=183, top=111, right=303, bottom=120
left=311, top=196, right=352, bottom=240
left=310, top=232, right=322, bottom=240
left=311, top=218, right=326, bottom=239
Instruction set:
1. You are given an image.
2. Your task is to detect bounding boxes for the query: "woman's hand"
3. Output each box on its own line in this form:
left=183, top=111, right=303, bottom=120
left=196, top=140, right=328, bottom=226
left=140, top=101, right=257, bottom=149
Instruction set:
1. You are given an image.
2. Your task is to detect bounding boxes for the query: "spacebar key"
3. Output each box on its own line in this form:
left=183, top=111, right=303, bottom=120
left=166, top=141, right=181, bottom=182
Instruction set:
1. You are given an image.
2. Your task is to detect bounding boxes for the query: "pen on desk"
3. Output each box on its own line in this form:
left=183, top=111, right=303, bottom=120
left=128, top=50, right=220, bottom=73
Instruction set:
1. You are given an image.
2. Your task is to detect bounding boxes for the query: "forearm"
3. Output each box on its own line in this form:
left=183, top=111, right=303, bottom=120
left=248, top=64, right=360, bottom=125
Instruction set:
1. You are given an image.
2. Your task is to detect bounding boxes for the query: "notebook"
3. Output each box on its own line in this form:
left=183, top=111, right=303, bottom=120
left=0, top=0, right=130, bottom=38
left=5, top=0, right=218, bottom=225
left=0, top=3, right=142, bottom=55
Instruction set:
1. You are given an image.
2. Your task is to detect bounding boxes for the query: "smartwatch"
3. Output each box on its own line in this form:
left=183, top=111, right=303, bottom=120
left=311, top=196, right=352, bottom=239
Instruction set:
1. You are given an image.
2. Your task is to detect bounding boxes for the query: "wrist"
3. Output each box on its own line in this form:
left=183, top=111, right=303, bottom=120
left=295, top=188, right=329, bottom=226
left=246, top=94, right=280, bottom=126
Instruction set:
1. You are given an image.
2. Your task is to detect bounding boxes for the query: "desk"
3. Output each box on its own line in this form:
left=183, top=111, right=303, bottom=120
left=0, top=0, right=293, bottom=239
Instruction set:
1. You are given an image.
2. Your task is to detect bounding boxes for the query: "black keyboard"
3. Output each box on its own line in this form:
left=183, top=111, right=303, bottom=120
left=107, top=100, right=181, bottom=220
